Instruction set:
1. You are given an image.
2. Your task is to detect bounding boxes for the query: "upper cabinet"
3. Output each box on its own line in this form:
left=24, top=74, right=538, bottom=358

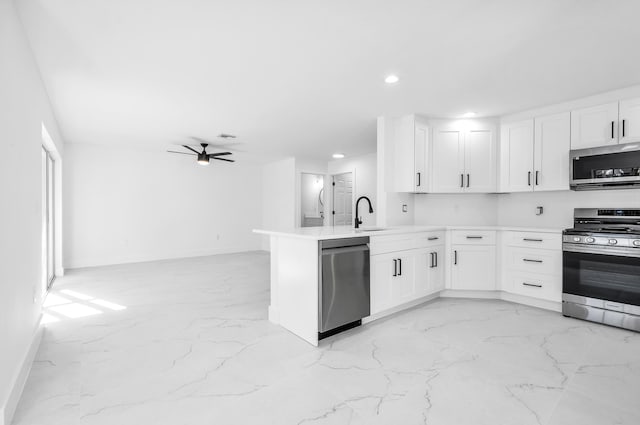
left=431, top=121, right=497, bottom=193
left=500, top=112, right=570, bottom=192
left=388, top=115, right=429, bottom=193
left=571, top=97, right=640, bottom=149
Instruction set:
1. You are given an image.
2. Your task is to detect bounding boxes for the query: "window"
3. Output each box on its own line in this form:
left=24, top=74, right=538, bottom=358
left=42, top=146, right=55, bottom=291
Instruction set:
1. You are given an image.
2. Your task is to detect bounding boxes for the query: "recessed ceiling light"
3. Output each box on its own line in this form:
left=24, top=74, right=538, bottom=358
left=332, top=153, right=345, bottom=159
left=384, top=74, right=399, bottom=84
left=462, top=112, right=477, bottom=118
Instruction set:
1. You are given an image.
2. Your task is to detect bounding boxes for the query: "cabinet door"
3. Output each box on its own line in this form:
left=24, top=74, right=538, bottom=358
left=414, top=123, right=429, bottom=193
left=392, top=115, right=417, bottom=192
left=534, top=112, right=570, bottom=191
left=464, top=128, right=496, bottom=193
left=370, top=253, right=415, bottom=314
left=570, top=102, right=619, bottom=149
left=431, top=128, right=464, bottom=193
left=619, top=97, right=640, bottom=144
left=500, top=120, right=534, bottom=192
left=451, top=245, right=496, bottom=290
left=427, top=245, right=445, bottom=293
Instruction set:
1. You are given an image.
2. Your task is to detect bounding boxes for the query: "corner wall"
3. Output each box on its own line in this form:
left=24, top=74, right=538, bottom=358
left=0, top=0, right=64, bottom=422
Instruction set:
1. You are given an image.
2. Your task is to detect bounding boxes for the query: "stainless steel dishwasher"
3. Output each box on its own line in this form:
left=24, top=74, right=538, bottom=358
left=319, top=237, right=370, bottom=339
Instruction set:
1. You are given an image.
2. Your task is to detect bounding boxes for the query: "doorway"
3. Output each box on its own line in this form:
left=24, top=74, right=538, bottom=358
left=332, top=172, right=353, bottom=226
left=300, top=173, right=325, bottom=227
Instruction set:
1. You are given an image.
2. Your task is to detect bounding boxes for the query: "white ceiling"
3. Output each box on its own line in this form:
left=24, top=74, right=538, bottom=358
left=17, top=0, right=640, bottom=161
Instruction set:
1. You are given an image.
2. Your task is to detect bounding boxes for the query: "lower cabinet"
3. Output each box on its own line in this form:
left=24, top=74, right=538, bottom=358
left=450, top=230, right=497, bottom=290
left=370, top=251, right=415, bottom=314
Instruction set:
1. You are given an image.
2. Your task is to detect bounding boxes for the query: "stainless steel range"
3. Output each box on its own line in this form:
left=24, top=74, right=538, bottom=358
left=562, top=208, right=640, bottom=332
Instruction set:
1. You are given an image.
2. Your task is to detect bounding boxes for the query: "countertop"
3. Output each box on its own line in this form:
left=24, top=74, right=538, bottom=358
left=253, top=225, right=564, bottom=240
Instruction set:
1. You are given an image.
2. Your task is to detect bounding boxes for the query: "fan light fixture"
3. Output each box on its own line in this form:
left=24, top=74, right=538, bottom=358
left=167, top=143, right=235, bottom=165
left=332, top=153, right=345, bottom=159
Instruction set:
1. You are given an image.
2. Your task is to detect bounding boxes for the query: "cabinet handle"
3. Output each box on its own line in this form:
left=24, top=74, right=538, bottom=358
left=393, top=259, right=397, bottom=277
left=460, top=174, right=464, bottom=188
left=434, top=252, right=438, bottom=267
left=523, top=282, right=542, bottom=288
left=611, top=121, right=615, bottom=139
left=398, top=258, right=402, bottom=276
left=454, top=250, right=458, bottom=265
left=428, top=236, right=439, bottom=241
left=623, top=119, right=626, bottom=138
left=523, top=258, right=543, bottom=263
left=466, top=236, right=483, bottom=239
left=528, top=171, right=532, bottom=186
left=466, top=174, right=470, bottom=188
left=523, top=238, right=543, bottom=242
left=417, top=172, right=421, bottom=187
left=535, top=171, right=539, bottom=186
left=429, top=252, right=435, bottom=268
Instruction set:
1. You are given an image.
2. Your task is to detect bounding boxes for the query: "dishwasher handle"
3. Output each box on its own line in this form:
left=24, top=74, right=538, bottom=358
left=321, top=244, right=370, bottom=256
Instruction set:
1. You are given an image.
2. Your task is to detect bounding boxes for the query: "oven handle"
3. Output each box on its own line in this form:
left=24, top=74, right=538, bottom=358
left=563, top=243, right=640, bottom=258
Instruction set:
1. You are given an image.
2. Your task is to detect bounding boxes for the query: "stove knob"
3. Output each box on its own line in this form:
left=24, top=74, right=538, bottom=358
left=572, top=236, right=581, bottom=242
left=608, top=239, right=618, bottom=245
left=585, top=237, right=595, bottom=243
left=634, top=240, right=640, bottom=247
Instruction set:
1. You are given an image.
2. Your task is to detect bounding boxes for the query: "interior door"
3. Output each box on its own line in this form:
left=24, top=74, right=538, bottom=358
left=619, top=97, right=640, bottom=144
left=332, top=172, right=353, bottom=226
left=464, top=128, right=496, bottom=193
left=534, top=111, right=570, bottom=191
left=501, top=120, right=534, bottom=192
left=431, top=128, right=464, bottom=193
left=570, top=102, right=619, bottom=149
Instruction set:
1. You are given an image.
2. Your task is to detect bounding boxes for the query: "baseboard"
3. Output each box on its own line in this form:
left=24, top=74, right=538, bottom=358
left=500, top=291, right=562, bottom=312
left=440, top=289, right=501, bottom=299
left=2, top=324, right=43, bottom=425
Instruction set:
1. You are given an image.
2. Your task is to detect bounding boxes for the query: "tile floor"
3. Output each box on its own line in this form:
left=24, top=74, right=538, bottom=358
left=12, top=251, right=640, bottom=425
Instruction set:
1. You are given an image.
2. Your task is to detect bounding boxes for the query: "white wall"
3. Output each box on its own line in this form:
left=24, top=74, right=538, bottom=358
left=414, top=193, right=497, bottom=226
left=64, top=144, right=262, bottom=268
left=328, top=152, right=378, bottom=227
left=261, top=157, right=296, bottom=250
left=0, top=0, right=64, bottom=422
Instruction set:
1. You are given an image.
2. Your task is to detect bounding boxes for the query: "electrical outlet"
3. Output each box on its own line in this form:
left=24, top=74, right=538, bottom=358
left=536, top=206, right=544, bottom=215
left=402, top=204, right=408, bottom=213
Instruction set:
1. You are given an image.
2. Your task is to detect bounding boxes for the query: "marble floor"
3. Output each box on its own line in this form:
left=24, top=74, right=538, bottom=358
left=12, top=251, right=640, bottom=425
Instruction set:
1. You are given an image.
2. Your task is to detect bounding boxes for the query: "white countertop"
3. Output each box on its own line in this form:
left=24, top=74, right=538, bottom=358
left=253, top=225, right=564, bottom=240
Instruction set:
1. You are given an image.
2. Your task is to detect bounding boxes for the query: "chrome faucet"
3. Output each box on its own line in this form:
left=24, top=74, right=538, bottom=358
left=355, top=196, right=374, bottom=229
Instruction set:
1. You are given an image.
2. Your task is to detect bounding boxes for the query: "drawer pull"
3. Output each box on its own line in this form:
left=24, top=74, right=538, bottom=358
left=427, top=236, right=439, bottom=241
left=522, top=282, right=542, bottom=288
left=523, top=238, right=543, bottom=242
left=466, top=236, right=483, bottom=239
left=523, top=258, right=543, bottom=263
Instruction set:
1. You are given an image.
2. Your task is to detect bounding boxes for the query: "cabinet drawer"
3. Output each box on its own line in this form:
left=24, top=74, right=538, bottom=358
left=451, top=230, right=496, bottom=245
left=505, top=231, right=561, bottom=250
left=415, top=231, right=446, bottom=249
left=370, top=234, right=415, bottom=255
left=507, top=247, right=561, bottom=276
left=507, top=272, right=561, bottom=302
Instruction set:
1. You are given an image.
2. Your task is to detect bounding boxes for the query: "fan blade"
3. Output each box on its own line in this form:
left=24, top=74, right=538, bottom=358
left=208, top=152, right=232, bottom=157
left=182, top=145, right=201, bottom=154
left=168, top=150, right=196, bottom=156
left=212, top=157, right=235, bottom=162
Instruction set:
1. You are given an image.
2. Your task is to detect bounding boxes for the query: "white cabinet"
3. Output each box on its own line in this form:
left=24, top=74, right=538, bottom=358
left=370, top=231, right=444, bottom=315
left=500, top=112, right=570, bottom=192
left=450, top=230, right=497, bottom=291
left=502, top=231, right=562, bottom=303
left=431, top=121, right=496, bottom=193
left=389, top=115, right=429, bottom=193
left=619, top=97, right=640, bottom=144
left=571, top=102, right=619, bottom=149
left=571, top=97, right=640, bottom=149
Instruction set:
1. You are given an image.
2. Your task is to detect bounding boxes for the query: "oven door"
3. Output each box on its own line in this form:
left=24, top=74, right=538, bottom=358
left=563, top=244, right=640, bottom=306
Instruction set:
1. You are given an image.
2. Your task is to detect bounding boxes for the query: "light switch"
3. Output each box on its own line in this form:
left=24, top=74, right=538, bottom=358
left=402, top=204, right=408, bottom=213
left=536, top=206, right=543, bottom=215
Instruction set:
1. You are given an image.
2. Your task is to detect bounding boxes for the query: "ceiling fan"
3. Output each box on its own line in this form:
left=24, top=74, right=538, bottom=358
left=167, top=143, right=235, bottom=166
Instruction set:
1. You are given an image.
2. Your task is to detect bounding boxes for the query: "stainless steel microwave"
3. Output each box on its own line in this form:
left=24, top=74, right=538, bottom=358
left=570, top=143, right=640, bottom=190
